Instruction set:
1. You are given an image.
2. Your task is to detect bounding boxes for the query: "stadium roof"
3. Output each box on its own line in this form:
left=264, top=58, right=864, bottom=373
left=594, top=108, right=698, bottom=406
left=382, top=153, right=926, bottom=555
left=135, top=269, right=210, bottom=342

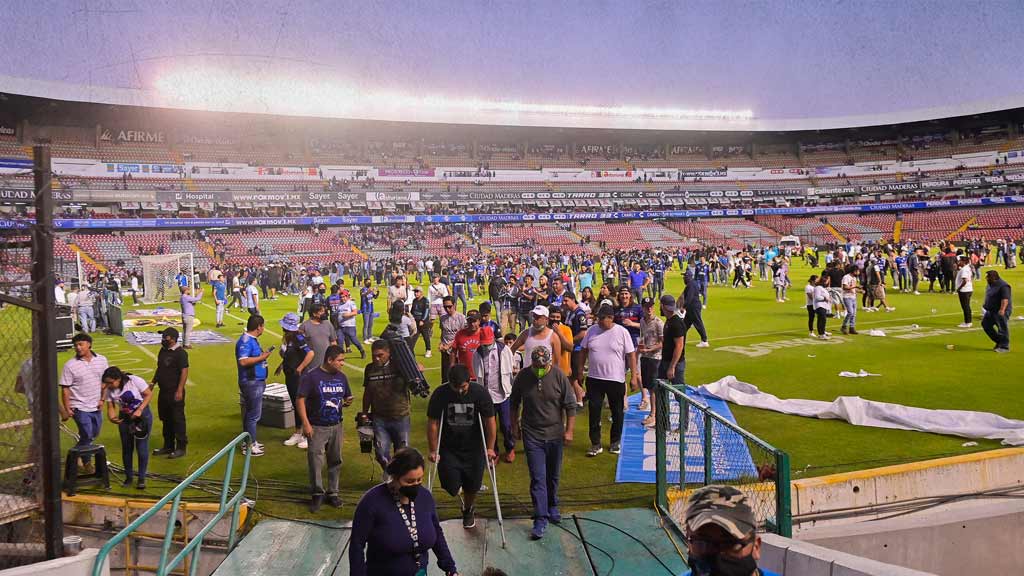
left=3, top=73, right=1024, bottom=133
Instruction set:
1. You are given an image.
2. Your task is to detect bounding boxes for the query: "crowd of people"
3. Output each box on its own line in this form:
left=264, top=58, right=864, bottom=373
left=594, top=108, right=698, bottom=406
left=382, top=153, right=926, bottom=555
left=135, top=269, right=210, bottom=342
left=50, top=228, right=1022, bottom=576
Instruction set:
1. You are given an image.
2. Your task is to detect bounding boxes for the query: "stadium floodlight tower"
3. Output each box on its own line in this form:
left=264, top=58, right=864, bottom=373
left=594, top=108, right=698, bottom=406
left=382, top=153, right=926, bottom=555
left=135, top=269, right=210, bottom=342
left=139, top=252, right=194, bottom=304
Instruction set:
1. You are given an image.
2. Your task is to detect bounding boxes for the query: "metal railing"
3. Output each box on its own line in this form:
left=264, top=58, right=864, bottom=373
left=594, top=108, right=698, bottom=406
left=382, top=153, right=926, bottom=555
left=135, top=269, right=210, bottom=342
left=92, top=433, right=253, bottom=576
left=654, top=380, right=792, bottom=537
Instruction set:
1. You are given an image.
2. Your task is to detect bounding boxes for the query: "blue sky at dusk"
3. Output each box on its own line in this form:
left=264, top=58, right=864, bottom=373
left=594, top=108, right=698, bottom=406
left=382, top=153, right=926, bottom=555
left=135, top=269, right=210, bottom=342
left=1, top=0, right=1023, bottom=119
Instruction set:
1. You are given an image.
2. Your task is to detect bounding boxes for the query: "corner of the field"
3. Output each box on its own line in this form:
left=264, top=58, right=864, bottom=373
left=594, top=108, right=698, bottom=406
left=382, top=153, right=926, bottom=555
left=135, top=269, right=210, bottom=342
left=791, top=447, right=1024, bottom=517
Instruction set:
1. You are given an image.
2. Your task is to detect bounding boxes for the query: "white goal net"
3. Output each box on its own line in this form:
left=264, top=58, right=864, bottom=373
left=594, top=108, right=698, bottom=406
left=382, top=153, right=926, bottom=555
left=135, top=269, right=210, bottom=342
left=139, top=253, right=194, bottom=304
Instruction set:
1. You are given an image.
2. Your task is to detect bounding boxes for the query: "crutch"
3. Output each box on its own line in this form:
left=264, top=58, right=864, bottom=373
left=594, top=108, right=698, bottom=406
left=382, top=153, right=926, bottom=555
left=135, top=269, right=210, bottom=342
left=479, top=414, right=507, bottom=548
left=427, top=415, right=444, bottom=491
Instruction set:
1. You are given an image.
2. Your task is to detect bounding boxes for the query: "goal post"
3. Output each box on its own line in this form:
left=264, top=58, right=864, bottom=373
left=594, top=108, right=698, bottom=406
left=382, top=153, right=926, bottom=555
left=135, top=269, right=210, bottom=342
left=139, top=253, right=194, bottom=304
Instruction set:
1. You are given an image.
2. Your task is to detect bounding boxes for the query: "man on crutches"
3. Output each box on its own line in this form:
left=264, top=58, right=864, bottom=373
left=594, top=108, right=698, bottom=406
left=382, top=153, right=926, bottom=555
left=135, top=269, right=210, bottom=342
left=427, top=364, right=497, bottom=529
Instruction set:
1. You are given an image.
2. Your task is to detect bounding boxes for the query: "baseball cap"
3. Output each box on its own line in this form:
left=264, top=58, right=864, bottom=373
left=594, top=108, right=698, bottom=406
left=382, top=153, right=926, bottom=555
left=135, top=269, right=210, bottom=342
left=684, top=485, right=757, bottom=540
left=531, top=305, right=549, bottom=317
left=413, top=286, right=422, bottom=292
left=617, top=285, right=631, bottom=293
left=479, top=329, right=495, bottom=345
left=160, top=327, right=179, bottom=340
left=660, top=294, right=676, bottom=311
left=531, top=346, right=552, bottom=366
left=466, top=310, right=481, bottom=321
left=279, top=312, right=301, bottom=332
left=641, top=296, right=655, bottom=308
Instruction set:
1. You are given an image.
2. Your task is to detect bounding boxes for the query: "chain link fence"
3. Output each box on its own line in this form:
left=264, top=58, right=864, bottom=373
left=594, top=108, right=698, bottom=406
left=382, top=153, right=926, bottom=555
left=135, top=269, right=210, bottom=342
left=0, top=226, right=47, bottom=567
left=654, top=379, right=792, bottom=538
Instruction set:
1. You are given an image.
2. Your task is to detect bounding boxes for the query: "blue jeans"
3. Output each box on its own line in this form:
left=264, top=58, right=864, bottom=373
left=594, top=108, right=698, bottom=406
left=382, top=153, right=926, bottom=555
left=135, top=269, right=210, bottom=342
left=78, top=307, right=96, bottom=333
left=73, top=409, right=103, bottom=464
left=239, top=379, right=265, bottom=444
left=338, top=326, right=364, bottom=355
left=494, top=399, right=515, bottom=453
left=843, top=297, right=857, bottom=329
left=362, top=311, right=374, bottom=341
left=523, top=434, right=564, bottom=525
left=658, top=358, right=686, bottom=385
left=373, top=416, right=410, bottom=470
left=119, top=408, right=152, bottom=482
left=696, top=281, right=708, bottom=306
left=453, top=286, right=468, bottom=314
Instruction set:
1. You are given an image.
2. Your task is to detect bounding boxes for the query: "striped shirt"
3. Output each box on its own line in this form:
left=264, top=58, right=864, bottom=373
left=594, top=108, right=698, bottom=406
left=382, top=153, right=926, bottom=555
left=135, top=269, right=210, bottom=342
left=59, top=353, right=109, bottom=412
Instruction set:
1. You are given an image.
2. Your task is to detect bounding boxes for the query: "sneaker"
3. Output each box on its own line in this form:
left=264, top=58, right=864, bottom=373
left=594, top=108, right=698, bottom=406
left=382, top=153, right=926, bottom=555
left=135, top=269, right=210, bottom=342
left=609, top=443, right=621, bottom=455
left=886, top=307, right=896, bottom=312
left=840, top=326, right=848, bottom=335
left=549, top=508, right=562, bottom=524
left=809, top=332, right=816, bottom=338
left=638, top=399, right=650, bottom=412
left=587, top=445, right=604, bottom=457
left=702, top=305, right=707, bottom=309
left=462, top=507, right=476, bottom=529
left=424, top=350, right=432, bottom=358
left=530, top=519, right=547, bottom=540
left=914, top=291, right=920, bottom=295
left=325, top=495, right=343, bottom=508
left=297, top=437, right=309, bottom=450
left=284, top=432, right=304, bottom=446
left=122, top=478, right=134, bottom=488
left=995, top=347, right=1010, bottom=354
left=696, top=341, right=710, bottom=348
left=152, top=447, right=175, bottom=456
left=958, top=323, right=972, bottom=328
left=310, top=495, right=323, bottom=513
left=136, top=481, right=146, bottom=490
left=168, top=449, right=186, bottom=459
left=818, top=334, right=831, bottom=340
left=824, top=331, right=832, bottom=337
left=245, top=443, right=265, bottom=457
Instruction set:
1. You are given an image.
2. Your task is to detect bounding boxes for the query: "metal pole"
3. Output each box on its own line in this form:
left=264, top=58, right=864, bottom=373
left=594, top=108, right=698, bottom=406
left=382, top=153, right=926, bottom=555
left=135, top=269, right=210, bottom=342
left=775, top=450, right=792, bottom=537
left=654, top=381, right=668, bottom=511
left=34, top=145, right=63, bottom=559
left=702, top=406, right=713, bottom=486
left=427, top=416, right=443, bottom=492
left=478, top=415, right=505, bottom=548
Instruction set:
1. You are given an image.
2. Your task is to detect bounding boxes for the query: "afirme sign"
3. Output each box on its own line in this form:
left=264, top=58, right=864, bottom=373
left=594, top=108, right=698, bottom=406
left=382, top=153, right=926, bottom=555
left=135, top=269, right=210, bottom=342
left=100, top=127, right=166, bottom=144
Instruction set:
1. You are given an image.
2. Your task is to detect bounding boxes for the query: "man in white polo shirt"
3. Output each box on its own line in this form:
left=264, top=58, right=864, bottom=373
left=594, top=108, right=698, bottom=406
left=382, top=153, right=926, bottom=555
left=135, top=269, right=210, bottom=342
left=580, top=305, right=638, bottom=457
left=60, top=333, right=109, bottom=473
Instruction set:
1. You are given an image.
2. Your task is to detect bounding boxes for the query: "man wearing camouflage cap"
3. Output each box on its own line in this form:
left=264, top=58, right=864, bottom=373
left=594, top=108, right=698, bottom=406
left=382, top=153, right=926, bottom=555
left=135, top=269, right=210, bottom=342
left=509, top=346, right=577, bottom=540
left=680, top=485, right=778, bottom=576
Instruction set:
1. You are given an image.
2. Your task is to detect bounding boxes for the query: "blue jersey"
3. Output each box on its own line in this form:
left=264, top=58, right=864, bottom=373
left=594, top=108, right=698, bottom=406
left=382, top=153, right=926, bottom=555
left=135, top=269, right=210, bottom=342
left=212, top=280, right=227, bottom=301
left=236, top=333, right=267, bottom=382
left=360, top=286, right=375, bottom=312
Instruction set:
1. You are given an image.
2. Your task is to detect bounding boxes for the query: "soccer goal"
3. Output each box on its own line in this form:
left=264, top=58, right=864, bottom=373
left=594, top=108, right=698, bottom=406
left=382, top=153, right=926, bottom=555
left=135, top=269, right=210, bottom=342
left=139, top=253, right=194, bottom=304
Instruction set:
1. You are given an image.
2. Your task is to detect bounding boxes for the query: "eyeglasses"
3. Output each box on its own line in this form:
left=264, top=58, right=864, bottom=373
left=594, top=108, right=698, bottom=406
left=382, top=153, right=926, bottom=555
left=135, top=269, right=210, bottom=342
left=687, top=535, right=753, bottom=556
left=444, top=304, right=454, bottom=309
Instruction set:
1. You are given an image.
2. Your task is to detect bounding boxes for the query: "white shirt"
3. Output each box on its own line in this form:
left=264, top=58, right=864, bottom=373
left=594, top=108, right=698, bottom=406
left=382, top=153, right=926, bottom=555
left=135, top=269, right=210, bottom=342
left=108, top=374, right=149, bottom=413
left=55, top=285, right=67, bottom=305
left=59, top=352, right=109, bottom=412
left=804, top=284, right=816, bottom=307
left=956, top=266, right=973, bottom=293
left=580, top=323, right=636, bottom=382
left=813, top=285, right=832, bottom=311
left=841, top=273, right=857, bottom=298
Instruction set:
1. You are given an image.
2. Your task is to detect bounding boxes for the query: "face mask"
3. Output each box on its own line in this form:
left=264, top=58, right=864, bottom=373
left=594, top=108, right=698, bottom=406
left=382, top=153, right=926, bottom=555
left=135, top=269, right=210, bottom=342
left=687, top=552, right=758, bottom=576
left=534, top=367, right=548, bottom=379
left=398, top=484, right=420, bottom=500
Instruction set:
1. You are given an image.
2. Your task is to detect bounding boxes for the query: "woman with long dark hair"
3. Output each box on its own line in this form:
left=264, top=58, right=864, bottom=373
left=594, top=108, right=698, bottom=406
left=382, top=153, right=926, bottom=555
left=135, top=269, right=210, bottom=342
left=102, top=366, right=153, bottom=489
left=275, top=312, right=314, bottom=449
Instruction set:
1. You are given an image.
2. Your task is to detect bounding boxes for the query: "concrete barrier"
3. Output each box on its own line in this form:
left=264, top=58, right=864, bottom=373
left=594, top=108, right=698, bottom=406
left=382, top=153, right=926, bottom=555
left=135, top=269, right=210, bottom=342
left=0, top=548, right=108, bottom=576
left=791, top=447, right=1024, bottom=518
left=760, top=534, right=937, bottom=576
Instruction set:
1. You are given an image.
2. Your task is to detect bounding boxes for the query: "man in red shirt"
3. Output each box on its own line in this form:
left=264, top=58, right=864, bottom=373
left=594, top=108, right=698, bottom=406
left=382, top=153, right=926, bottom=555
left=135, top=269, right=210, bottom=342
left=451, top=310, right=491, bottom=379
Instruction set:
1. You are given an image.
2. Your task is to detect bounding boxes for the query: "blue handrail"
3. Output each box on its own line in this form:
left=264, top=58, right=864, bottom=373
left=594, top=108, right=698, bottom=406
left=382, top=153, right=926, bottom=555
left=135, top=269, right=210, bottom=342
left=92, top=433, right=253, bottom=576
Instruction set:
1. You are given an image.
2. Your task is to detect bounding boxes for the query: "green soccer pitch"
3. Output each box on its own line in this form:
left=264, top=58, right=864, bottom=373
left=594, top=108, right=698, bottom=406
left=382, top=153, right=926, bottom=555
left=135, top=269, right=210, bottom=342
left=56, top=259, right=1023, bottom=521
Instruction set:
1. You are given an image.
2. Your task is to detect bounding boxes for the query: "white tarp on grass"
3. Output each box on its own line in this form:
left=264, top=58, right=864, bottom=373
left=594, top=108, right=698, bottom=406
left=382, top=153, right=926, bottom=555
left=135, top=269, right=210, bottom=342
left=699, top=376, right=1024, bottom=446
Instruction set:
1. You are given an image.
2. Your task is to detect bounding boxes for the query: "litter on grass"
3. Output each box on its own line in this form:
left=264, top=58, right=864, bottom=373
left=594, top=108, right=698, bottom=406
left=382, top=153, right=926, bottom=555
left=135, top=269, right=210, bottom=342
left=838, top=370, right=880, bottom=378
left=867, top=329, right=886, bottom=337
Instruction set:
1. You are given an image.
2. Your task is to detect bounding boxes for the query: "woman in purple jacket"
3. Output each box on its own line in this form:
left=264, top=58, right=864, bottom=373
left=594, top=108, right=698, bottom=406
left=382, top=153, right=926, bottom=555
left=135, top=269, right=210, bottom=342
left=349, top=447, right=459, bottom=576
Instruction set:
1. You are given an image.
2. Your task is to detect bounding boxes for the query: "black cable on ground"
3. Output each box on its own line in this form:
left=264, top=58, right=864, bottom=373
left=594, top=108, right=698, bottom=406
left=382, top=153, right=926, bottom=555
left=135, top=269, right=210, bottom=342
left=549, top=520, right=616, bottom=576
left=575, top=515, right=677, bottom=575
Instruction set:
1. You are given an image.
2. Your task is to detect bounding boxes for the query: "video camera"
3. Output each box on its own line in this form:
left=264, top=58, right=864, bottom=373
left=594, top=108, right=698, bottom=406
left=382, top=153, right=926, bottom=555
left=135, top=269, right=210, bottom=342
left=355, top=412, right=374, bottom=454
